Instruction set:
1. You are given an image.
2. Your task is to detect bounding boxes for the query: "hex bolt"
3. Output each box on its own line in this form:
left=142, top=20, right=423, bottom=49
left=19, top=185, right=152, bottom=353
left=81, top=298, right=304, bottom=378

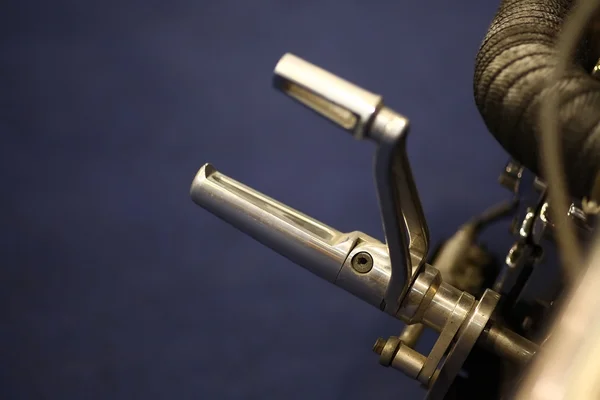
left=352, top=251, right=373, bottom=273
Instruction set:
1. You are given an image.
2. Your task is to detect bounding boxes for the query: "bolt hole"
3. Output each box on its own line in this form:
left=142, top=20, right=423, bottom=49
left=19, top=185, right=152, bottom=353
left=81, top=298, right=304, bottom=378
left=351, top=252, right=373, bottom=273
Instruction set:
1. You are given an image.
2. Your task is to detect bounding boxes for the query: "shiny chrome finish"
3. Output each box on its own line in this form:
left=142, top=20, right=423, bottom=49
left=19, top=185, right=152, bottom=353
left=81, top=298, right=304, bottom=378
left=401, top=265, right=441, bottom=324
left=191, top=163, right=394, bottom=309
left=190, top=55, right=548, bottom=400
left=418, top=292, right=475, bottom=386
left=274, top=53, right=429, bottom=315
left=369, top=107, right=430, bottom=314
left=337, top=238, right=391, bottom=308
left=421, top=281, right=464, bottom=332
left=190, top=164, right=357, bottom=282
left=391, top=342, right=427, bottom=379
left=273, top=53, right=382, bottom=140
left=190, top=163, right=537, bottom=399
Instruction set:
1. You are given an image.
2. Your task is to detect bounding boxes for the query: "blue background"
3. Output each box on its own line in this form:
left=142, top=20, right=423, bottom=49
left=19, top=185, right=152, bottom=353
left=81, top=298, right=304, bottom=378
left=1, top=1, right=515, bottom=399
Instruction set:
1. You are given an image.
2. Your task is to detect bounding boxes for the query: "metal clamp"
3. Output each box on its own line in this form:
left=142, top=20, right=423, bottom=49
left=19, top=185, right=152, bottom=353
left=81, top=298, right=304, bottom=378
left=274, top=53, right=429, bottom=314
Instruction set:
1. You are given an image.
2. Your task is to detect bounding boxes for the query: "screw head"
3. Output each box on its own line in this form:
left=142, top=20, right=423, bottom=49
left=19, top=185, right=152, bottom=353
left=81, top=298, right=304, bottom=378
left=352, top=251, right=373, bottom=273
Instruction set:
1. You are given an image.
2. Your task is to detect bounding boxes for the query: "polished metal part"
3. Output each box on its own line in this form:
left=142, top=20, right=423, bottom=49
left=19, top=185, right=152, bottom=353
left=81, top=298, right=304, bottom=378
left=480, top=324, right=538, bottom=365
left=401, top=265, right=442, bottom=324
left=418, top=292, right=475, bottom=386
left=190, top=164, right=357, bottom=283
left=190, top=55, right=549, bottom=400
left=494, top=160, right=546, bottom=298
left=370, top=107, right=430, bottom=314
left=391, top=342, right=427, bottom=379
left=273, top=53, right=382, bottom=140
left=426, top=290, right=500, bottom=398
left=191, top=164, right=468, bottom=332
left=422, top=282, right=466, bottom=332
left=377, top=336, right=401, bottom=366
left=191, top=164, right=392, bottom=309
left=337, top=239, right=392, bottom=308
left=191, top=162, right=537, bottom=399
left=274, top=53, right=429, bottom=315
left=399, top=323, right=425, bottom=348
left=395, top=221, right=493, bottom=356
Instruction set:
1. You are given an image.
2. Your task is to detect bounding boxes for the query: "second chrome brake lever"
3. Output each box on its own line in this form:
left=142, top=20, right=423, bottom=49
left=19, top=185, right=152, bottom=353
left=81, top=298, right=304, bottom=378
left=273, top=53, right=429, bottom=314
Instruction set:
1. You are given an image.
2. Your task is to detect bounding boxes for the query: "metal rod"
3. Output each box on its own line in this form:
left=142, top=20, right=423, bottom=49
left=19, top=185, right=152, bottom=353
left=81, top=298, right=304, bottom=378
left=479, top=324, right=538, bottom=365
left=399, top=324, right=425, bottom=348
left=272, top=53, right=382, bottom=140
left=190, top=163, right=357, bottom=282
left=190, top=164, right=537, bottom=368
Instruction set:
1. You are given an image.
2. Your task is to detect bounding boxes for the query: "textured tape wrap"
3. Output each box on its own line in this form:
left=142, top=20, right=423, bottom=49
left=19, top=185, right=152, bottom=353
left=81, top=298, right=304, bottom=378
left=474, top=0, right=600, bottom=199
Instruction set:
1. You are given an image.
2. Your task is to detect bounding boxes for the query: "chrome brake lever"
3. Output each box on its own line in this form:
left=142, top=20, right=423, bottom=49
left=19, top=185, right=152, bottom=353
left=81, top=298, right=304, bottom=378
left=273, top=54, right=429, bottom=313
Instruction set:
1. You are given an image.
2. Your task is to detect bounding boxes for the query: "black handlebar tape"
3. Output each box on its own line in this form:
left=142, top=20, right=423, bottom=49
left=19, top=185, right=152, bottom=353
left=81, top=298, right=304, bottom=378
left=474, top=0, right=600, bottom=200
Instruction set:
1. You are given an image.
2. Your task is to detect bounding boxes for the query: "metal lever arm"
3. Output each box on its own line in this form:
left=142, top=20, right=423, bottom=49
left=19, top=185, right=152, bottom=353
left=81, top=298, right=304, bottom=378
left=273, top=53, right=429, bottom=313
left=191, top=164, right=392, bottom=309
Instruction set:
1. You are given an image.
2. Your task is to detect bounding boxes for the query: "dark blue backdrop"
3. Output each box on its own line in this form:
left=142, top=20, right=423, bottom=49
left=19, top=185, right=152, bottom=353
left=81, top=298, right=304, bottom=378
left=1, top=1, right=514, bottom=399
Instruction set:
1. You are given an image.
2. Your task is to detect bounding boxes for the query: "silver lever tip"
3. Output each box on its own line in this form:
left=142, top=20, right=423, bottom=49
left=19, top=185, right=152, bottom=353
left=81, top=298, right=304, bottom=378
left=190, top=163, right=216, bottom=199
left=189, top=163, right=360, bottom=283
left=273, top=53, right=382, bottom=139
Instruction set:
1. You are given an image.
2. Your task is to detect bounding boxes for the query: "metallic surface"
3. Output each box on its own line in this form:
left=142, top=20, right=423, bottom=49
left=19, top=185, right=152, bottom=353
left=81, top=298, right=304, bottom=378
left=427, top=289, right=500, bottom=399
left=190, top=164, right=357, bottom=282
left=190, top=164, right=460, bottom=332
left=369, top=107, right=430, bottom=314
left=421, top=282, right=464, bottom=332
left=273, top=53, right=429, bottom=315
left=378, top=336, right=401, bottom=366
left=480, top=324, right=537, bottom=365
left=190, top=158, right=537, bottom=384
left=190, top=163, right=541, bottom=399
left=391, top=343, right=427, bottom=379
left=336, top=239, right=392, bottom=308
left=401, top=265, right=441, bottom=323
left=272, top=53, right=382, bottom=140
left=418, top=291, right=475, bottom=386
left=191, top=56, right=545, bottom=399
left=191, top=163, right=396, bottom=310
left=398, top=324, right=425, bottom=348
left=10, top=1, right=566, bottom=398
